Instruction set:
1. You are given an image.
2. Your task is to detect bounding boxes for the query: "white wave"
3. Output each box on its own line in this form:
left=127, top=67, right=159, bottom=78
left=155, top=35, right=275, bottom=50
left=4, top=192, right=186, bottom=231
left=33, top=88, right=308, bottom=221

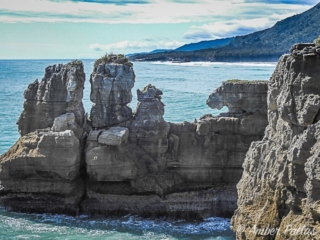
left=151, top=61, right=277, bottom=67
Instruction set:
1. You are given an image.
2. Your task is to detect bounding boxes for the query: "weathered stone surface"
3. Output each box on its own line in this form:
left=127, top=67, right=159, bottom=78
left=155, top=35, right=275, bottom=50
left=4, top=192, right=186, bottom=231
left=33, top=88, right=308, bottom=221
left=97, top=127, right=129, bottom=146
left=85, top=141, right=158, bottom=182
left=83, top=81, right=268, bottom=218
left=81, top=185, right=237, bottom=219
left=1, top=58, right=270, bottom=220
left=206, top=80, right=268, bottom=114
left=17, top=60, right=85, bottom=136
left=0, top=130, right=84, bottom=214
left=90, top=58, right=135, bottom=128
left=129, top=85, right=170, bottom=156
left=51, top=113, right=84, bottom=140
left=167, top=112, right=267, bottom=184
left=232, top=44, right=320, bottom=239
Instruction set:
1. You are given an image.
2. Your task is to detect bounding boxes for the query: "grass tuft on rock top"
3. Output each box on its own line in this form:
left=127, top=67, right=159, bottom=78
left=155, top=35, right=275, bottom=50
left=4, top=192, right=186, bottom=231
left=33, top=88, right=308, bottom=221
left=94, top=54, right=132, bottom=69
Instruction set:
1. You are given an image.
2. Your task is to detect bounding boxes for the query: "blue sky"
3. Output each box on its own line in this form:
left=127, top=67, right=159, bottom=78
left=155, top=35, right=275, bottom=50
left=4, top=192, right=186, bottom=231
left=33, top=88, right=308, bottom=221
left=0, top=0, right=318, bottom=59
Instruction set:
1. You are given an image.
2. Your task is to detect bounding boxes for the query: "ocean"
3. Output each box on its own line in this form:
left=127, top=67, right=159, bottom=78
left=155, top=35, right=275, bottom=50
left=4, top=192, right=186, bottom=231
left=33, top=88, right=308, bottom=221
left=0, top=59, right=276, bottom=239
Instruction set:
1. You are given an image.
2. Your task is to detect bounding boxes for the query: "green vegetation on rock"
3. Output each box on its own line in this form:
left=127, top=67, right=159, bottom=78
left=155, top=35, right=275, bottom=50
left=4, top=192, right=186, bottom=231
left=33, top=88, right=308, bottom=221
left=94, top=53, right=132, bottom=68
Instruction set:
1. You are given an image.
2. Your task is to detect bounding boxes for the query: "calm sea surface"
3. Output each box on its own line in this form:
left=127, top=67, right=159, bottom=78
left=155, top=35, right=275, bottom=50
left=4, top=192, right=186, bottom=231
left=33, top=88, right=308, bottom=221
left=0, top=59, right=276, bottom=239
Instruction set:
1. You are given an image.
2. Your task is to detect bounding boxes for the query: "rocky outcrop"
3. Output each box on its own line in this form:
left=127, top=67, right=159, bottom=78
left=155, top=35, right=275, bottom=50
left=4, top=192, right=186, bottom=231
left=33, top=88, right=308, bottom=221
left=82, top=81, right=268, bottom=218
left=129, top=84, right=170, bottom=156
left=207, top=80, right=268, bottom=114
left=0, top=56, right=269, bottom=219
left=232, top=43, right=320, bottom=239
left=17, top=60, right=85, bottom=136
left=90, top=56, right=135, bottom=128
left=0, top=129, right=84, bottom=214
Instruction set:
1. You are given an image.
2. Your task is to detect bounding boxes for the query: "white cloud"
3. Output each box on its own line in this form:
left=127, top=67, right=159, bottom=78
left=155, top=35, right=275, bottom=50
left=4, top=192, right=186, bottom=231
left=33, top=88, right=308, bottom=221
left=183, top=11, right=298, bottom=40
left=0, top=0, right=313, bottom=24
left=89, top=40, right=184, bottom=52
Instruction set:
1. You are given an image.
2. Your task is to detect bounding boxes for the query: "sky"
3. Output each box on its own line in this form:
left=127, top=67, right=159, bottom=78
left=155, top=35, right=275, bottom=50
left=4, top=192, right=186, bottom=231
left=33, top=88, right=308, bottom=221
left=0, top=0, right=318, bottom=59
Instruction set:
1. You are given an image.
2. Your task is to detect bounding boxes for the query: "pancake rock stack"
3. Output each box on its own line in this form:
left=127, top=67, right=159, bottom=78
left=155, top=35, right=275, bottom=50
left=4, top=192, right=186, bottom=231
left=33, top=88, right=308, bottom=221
left=232, top=43, right=320, bottom=239
left=17, top=61, right=85, bottom=135
left=0, top=54, right=270, bottom=219
left=90, top=55, right=135, bottom=128
left=0, top=60, right=86, bottom=214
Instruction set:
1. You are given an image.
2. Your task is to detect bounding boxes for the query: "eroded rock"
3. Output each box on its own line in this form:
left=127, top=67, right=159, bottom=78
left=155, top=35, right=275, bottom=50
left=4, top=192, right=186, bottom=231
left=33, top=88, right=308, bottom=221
left=97, top=127, right=129, bottom=146
left=17, top=60, right=85, bottom=136
left=232, top=44, right=320, bottom=239
left=90, top=57, right=135, bottom=128
left=0, top=130, right=84, bottom=214
left=207, top=79, right=268, bottom=114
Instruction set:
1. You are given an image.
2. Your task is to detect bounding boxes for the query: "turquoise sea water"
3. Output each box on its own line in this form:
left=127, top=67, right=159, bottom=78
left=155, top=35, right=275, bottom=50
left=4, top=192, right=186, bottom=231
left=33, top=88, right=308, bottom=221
left=0, top=59, right=276, bottom=239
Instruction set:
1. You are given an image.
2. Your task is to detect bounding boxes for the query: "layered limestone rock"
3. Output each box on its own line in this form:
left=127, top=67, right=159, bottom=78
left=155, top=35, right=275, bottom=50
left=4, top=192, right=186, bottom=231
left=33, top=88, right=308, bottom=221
left=129, top=84, right=170, bottom=156
left=0, top=60, right=86, bottom=215
left=0, top=57, right=270, bottom=219
left=17, top=60, right=85, bottom=136
left=207, top=79, right=268, bottom=114
left=82, top=82, right=268, bottom=218
left=90, top=55, right=135, bottom=128
left=0, top=130, right=84, bottom=214
left=232, top=43, right=320, bottom=239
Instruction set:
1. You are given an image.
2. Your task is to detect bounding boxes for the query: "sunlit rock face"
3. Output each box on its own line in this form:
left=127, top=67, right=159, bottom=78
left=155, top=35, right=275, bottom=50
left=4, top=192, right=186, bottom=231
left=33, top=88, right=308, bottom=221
left=232, top=43, right=320, bottom=239
left=17, top=60, right=85, bottom=136
left=90, top=58, right=135, bottom=128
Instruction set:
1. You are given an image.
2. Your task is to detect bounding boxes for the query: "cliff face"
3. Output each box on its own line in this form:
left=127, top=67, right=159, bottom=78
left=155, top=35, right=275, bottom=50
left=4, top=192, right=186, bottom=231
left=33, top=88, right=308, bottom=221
left=0, top=57, right=268, bottom=219
left=232, top=43, right=320, bottom=239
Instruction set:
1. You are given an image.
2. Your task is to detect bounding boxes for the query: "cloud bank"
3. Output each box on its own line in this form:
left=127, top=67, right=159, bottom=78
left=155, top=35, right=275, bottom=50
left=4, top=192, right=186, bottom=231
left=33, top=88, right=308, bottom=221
left=89, top=40, right=184, bottom=52
left=0, top=0, right=316, bottom=24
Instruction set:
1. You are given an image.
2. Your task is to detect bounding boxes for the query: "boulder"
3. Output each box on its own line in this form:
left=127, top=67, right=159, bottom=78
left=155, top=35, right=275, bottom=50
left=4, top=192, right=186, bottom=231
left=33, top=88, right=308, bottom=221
left=98, top=127, right=129, bottom=146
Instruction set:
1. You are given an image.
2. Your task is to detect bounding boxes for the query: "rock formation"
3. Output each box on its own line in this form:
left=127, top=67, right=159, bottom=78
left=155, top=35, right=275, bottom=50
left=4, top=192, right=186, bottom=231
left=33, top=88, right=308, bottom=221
left=17, top=60, right=85, bottom=136
left=0, top=129, right=84, bottom=215
left=232, top=43, right=320, bottom=239
left=90, top=55, right=135, bottom=128
left=82, top=80, right=268, bottom=218
left=129, top=84, right=170, bottom=156
left=0, top=56, right=269, bottom=219
left=207, top=79, right=268, bottom=114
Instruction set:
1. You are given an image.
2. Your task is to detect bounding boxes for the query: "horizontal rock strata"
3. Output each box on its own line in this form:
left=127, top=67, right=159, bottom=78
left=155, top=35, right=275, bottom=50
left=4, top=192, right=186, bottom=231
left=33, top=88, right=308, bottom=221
left=0, top=130, right=84, bottom=214
left=17, top=60, right=85, bottom=136
left=90, top=56, right=135, bottom=128
left=1, top=56, right=269, bottom=219
left=232, top=43, right=320, bottom=239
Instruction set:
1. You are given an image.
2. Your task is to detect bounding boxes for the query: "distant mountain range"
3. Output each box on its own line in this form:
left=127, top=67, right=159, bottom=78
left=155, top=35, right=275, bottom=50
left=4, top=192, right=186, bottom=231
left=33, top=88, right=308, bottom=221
left=174, top=37, right=234, bottom=52
left=129, top=2, right=320, bottom=62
